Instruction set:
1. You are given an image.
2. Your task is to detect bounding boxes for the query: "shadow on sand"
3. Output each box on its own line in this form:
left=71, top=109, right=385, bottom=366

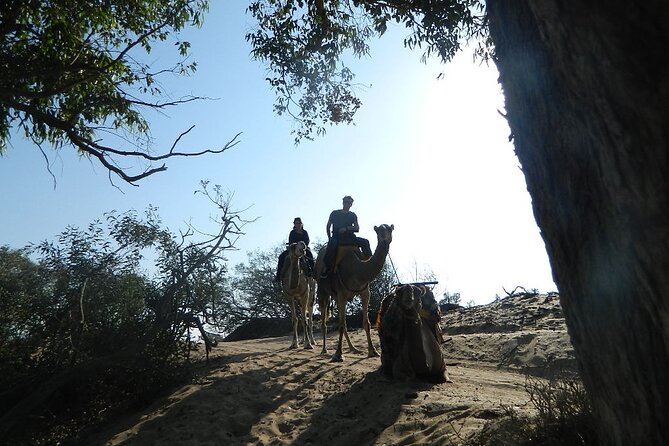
left=89, top=339, right=435, bottom=446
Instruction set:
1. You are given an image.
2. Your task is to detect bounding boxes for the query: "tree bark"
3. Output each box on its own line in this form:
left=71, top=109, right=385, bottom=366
left=487, top=1, right=669, bottom=444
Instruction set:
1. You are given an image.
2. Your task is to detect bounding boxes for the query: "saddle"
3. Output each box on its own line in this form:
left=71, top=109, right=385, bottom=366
left=333, top=244, right=367, bottom=269
left=319, top=242, right=367, bottom=280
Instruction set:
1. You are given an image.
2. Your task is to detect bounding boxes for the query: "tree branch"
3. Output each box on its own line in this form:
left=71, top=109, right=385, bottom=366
left=6, top=98, right=241, bottom=184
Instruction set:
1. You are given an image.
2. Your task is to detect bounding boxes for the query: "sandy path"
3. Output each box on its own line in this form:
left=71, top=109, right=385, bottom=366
left=95, top=329, right=535, bottom=446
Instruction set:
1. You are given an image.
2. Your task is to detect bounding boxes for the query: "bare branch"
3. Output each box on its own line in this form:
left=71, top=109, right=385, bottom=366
left=503, top=286, right=528, bottom=297
left=6, top=97, right=241, bottom=184
left=35, top=141, right=57, bottom=189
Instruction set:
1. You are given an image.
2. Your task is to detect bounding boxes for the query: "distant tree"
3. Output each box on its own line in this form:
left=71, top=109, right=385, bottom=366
left=0, top=0, right=240, bottom=183
left=440, top=291, right=461, bottom=306
left=407, top=261, right=439, bottom=284
left=151, top=181, right=251, bottom=344
left=232, top=244, right=289, bottom=321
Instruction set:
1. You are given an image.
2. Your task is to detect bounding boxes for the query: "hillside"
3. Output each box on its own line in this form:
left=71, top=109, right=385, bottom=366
left=441, top=293, right=576, bottom=377
left=89, top=293, right=577, bottom=445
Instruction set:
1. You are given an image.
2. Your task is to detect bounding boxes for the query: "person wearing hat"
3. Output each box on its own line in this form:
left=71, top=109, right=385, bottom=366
left=274, top=217, right=315, bottom=281
left=321, top=195, right=372, bottom=278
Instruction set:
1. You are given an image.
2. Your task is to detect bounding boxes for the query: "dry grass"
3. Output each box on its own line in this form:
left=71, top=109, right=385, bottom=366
left=466, top=374, right=598, bottom=446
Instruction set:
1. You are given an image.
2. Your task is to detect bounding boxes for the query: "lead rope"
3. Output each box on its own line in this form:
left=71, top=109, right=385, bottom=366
left=388, top=254, right=402, bottom=286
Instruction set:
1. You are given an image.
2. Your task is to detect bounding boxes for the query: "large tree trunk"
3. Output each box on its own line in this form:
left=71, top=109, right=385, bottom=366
left=487, top=1, right=669, bottom=444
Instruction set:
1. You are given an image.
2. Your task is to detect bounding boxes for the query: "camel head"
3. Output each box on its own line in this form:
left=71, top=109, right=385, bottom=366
left=394, top=284, right=422, bottom=319
left=288, top=241, right=307, bottom=259
left=373, top=224, right=394, bottom=244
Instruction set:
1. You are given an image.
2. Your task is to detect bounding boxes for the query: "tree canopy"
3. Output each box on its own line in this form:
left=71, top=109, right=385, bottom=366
left=246, top=0, right=489, bottom=142
left=1, top=0, right=490, bottom=179
left=0, top=0, right=240, bottom=184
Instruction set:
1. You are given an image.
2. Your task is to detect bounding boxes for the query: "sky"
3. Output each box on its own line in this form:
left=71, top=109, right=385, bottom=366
left=0, top=1, right=557, bottom=305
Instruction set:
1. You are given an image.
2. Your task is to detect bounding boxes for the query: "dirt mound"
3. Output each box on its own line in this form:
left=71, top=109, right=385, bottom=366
left=224, top=294, right=576, bottom=377
left=441, top=293, right=576, bottom=376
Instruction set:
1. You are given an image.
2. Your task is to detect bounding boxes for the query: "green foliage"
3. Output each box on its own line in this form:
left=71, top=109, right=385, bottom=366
left=0, top=247, right=51, bottom=380
left=29, top=213, right=158, bottom=363
left=247, top=0, right=489, bottom=143
left=0, top=212, right=169, bottom=444
left=0, top=0, right=219, bottom=183
left=0, top=188, right=244, bottom=444
left=232, top=244, right=290, bottom=320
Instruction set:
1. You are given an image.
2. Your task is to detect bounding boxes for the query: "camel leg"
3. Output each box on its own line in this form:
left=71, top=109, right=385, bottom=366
left=361, top=288, right=379, bottom=357
left=289, top=297, right=299, bottom=349
left=343, top=329, right=360, bottom=354
left=305, top=315, right=315, bottom=348
left=307, top=314, right=316, bottom=347
left=302, top=296, right=314, bottom=349
left=338, top=294, right=360, bottom=355
left=331, top=296, right=347, bottom=362
left=318, top=288, right=329, bottom=356
left=342, top=321, right=361, bottom=354
left=307, top=280, right=316, bottom=346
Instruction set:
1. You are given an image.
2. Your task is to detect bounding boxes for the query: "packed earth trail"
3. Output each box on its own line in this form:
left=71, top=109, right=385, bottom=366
left=94, top=331, right=535, bottom=446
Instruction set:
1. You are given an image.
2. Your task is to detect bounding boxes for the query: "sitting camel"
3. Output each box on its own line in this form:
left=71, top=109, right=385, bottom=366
left=376, top=284, right=450, bottom=383
left=315, top=224, right=394, bottom=362
left=280, top=241, right=316, bottom=349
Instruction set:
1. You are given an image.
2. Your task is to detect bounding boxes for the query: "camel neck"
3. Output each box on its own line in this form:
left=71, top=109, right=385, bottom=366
left=287, top=255, right=302, bottom=289
left=361, top=239, right=390, bottom=277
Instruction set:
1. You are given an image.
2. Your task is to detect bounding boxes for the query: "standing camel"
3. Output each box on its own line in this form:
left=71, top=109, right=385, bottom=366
left=280, top=241, right=316, bottom=349
left=315, top=224, right=394, bottom=362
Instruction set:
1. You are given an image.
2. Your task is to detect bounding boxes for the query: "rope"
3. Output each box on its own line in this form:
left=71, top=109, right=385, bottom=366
left=387, top=253, right=402, bottom=285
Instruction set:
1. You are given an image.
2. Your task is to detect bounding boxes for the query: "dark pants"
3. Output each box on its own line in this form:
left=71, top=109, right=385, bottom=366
left=356, top=237, right=372, bottom=258
left=276, top=248, right=314, bottom=279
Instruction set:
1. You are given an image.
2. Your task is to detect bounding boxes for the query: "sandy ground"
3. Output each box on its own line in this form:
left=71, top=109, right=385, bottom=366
left=91, top=294, right=573, bottom=446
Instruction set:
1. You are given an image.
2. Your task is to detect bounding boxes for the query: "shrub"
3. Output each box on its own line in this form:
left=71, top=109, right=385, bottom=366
left=467, top=374, right=597, bottom=445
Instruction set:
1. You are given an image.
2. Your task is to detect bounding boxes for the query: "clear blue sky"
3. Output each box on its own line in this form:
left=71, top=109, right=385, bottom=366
left=0, top=1, right=556, bottom=304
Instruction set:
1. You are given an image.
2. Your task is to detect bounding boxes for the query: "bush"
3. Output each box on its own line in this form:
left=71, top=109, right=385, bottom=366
left=0, top=187, right=245, bottom=445
left=440, top=291, right=462, bottom=305
left=467, top=374, right=597, bottom=445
